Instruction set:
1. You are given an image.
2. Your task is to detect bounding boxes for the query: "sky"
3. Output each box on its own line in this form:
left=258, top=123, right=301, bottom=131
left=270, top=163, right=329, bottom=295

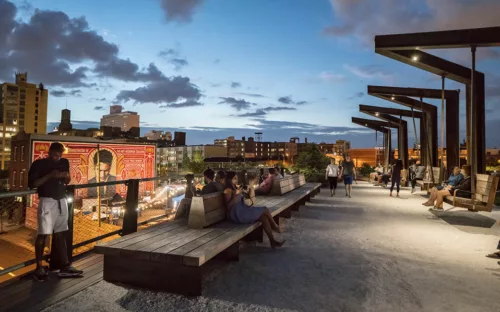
left=1, top=0, right=500, bottom=147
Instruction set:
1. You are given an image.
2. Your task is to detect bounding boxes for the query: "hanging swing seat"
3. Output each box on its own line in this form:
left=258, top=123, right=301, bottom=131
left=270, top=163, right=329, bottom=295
left=416, top=166, right=446, bottom=191
left=443, top=174, right=499, bottom=212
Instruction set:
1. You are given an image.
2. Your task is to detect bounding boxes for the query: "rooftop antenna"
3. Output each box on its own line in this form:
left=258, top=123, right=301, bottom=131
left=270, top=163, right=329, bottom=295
left=65, top=97, right=68, bottom=109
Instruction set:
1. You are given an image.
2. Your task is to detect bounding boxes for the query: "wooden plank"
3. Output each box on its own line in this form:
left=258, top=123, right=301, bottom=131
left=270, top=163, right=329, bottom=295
left=183, top=223, right=260, bottom=266
left=476, top=180, right=492, bottom=191
left=204, top=209, right=226, bottom=226
left=151, top=228, right=216, bottom=262
left=133, top=228, right=199, bottom=259
left=203, top=194, right=225, bottom=213
left=120, top=226, right=190, bottom=256
left=96, top=219, right=182, bottom=249
left=477, top=174, right=494, bottom=183
left=3, top=256, right=104, bottom=312
left=0, top=254, right=103, bottom=308
left=166, top=229, right=232, bottom=264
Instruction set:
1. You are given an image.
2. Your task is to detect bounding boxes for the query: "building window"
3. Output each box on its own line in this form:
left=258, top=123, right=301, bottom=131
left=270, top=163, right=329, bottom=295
left=13, top=146, right=17, bottom=162
left=35, top=116, right=38, bottom=121
left=20, top=171, right=25, bottom=187
left=35, top=104, right=38, bottom=108
left=21, top=146, right=25, bottom=161
left=34, top=129, right=38, bottom=133
left=12, top=171, right=16, bottom=187
left=35, top=110, right=38, bottom=114
left=35, top=122, right=38, bottom=127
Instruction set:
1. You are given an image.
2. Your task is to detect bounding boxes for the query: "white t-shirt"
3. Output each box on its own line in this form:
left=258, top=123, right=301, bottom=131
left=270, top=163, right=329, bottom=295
left=326, top=164, right=339, bottom=177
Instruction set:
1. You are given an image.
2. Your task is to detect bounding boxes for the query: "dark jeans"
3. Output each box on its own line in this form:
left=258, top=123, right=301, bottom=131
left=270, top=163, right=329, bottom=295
left=390, top=178, right=400, bottom=193
left=381, top=174, right=390, bottom=185
left=327, top=177, right=338, bottom=190
left=411, top=178, right=417, bottom=189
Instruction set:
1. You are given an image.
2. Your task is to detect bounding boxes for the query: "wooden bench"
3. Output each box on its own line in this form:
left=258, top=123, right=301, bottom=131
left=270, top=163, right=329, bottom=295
left=188, top=192, right=226, bottom=229
left=269, top=174, right=306, bottom=196
left=416, top=166, right=445, bottom=191
left=444, top=174, right=500, bottom=212
left=94, top=183, right=321, bottom=296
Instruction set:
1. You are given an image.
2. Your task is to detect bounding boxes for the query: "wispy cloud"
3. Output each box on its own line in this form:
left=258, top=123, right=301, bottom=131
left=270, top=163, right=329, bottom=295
left=278, top=96, right=308, bottom=105
left=231, top=82, right=242, bottom=88
left=219, top=97, right=256, bottom=111
left=344, top=64, right=395, bottom=82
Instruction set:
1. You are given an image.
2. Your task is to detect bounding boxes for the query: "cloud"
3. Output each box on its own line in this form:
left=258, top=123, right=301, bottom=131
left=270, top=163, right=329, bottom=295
left=324, top=0, right=500, bottom=60
left=233, top=106, right=297, bottom=118
left=94, top=60, right=164, bottom=82
left=278, top=96, right=308, bottom=105
left=213, top=59, right=221, bottom=64
left=159, top=0, right=204, bottom=23
left=158, top=49, right=188, bottom=70
left=115, top=76, right=202, bottom=105
left=91, top=97, right=107, bottom=102
left=51, top=89, right=82, bottom=97
left=237, top=92, right=266, bottom=98
left=344, top=64, right=395, bottom=82
left=94, top=106, right=106, bottom=111
left=159, top=99, right=203, bottom=108
left=231, top=82, right=242, bottom=88
left=218, top=97, right=255, bottom=111
left=348, top=92, right=365, bottom=100
left=308, top=71, right=348, bottom=84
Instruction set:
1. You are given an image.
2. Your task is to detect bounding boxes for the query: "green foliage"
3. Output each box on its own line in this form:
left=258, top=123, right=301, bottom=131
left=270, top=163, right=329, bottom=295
left=183, top=151, right=206, bottom=174
left=293, top=143, right=330, bottom=182
left=359, top=163, right=374, bottom=176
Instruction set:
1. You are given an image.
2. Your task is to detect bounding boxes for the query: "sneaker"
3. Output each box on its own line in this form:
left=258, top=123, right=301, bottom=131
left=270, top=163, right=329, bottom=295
left=33, top=267, right=48, bottom=282
left=58, top=266, right=83, bottom=277
left=348, top=194, right=351, bottom=198
left=411, top=188, right=416, bottom=194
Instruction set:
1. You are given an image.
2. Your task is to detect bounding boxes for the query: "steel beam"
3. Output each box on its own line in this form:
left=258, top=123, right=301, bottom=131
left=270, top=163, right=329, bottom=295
left=367, top=86, right=460, bottom=170
left=352, top=118, right=392, bottom=169
left=360, top=110, right=409, bottom=170
left=375, top=26, right=500, bottom=50
left=374, top=42, right=486, bottom=175
left=359, top=104, right=423, bottom=118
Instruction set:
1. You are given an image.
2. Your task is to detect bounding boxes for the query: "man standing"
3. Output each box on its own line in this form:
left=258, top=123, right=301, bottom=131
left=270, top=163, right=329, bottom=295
left=201, top=168, right=223, bottom=194
left=28, top=142, right=83, bottom=281
left=340, top=155, right=356, bottom=198
left=325, top=158, right=339, bottom=196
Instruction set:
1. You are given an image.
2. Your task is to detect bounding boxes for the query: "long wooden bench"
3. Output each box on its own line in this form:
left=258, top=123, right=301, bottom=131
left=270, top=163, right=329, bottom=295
left=94, top=183, right=321, bottom=296
left=416, top=166, right=445, bottom=191
left=444, top=174, right=499, bottom=212
left=269, top=174, right=306, bottom=196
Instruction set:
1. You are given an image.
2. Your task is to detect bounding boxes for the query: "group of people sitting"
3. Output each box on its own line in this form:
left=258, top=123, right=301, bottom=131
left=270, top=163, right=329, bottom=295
left=198, top=167, right=285, bottom=249
left=422, top=165, right=471, bottom=210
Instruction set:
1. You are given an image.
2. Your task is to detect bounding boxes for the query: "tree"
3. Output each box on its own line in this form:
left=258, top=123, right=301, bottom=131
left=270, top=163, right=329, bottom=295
left=293, top=143, right=330, bottom=182
left=182, top=151, right=206, bottom=174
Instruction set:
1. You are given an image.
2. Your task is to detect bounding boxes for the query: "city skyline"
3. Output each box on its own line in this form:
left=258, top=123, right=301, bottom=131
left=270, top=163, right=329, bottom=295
left=1, top=0, right=500, bottom=147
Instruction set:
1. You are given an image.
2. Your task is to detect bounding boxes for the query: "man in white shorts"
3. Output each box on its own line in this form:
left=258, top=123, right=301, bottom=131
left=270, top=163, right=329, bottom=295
left=28, top=142, right=83, bottom=281
left=325, top=158, right=339, bottom=196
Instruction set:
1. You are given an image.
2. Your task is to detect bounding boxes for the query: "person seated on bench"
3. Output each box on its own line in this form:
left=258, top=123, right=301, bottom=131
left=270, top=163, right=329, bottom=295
left=223, top=171, right=285, bottom=248
left=423, top=165, right=471, bottom=210
left=274, top=166, right=284, bottom=179
left=201, top=168, right=223, bottom=195
left=216, top=169, right=226, bottom=186
left=435, top=166, right=463, bottom=190
left=375, top=167, right=391, bottom=187
left=255, top=168, right=276, bottom=196
left=370, top=163, right=383, bottom=182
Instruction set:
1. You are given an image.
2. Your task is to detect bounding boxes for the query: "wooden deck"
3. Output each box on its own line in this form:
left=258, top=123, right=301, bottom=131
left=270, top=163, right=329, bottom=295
left=0, top=253, right=104, bottom=312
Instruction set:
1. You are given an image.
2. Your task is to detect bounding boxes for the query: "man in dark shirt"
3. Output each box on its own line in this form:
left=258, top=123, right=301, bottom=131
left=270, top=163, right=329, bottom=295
left=201, top=168, right=223, bottom=195
left=28, top=142, right=83, bottom=281
left=340, top=155, right=357, bottom=198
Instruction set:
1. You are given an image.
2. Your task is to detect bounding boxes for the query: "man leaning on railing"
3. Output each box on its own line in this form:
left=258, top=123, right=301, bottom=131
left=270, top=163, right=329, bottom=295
left=28, top=142, right=83, bottom=282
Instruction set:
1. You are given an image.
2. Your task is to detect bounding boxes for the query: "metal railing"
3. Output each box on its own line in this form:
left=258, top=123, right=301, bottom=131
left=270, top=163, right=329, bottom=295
left=0, top=176, right=187, bottom=280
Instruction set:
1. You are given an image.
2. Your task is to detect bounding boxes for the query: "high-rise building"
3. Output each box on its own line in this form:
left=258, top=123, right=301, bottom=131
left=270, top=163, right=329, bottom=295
left=0, top=72, right=48, bottom=169
left=100, top=105, right=139, bottom=131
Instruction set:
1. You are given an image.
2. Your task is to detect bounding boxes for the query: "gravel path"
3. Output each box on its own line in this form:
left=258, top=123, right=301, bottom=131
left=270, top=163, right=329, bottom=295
left=45, top=182, right=500, bottom=312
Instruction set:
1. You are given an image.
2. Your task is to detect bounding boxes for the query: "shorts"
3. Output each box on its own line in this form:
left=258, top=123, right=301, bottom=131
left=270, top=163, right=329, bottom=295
left=37, top=197, right=69, bottom=235
left=343, top=175, right=353, bottom=185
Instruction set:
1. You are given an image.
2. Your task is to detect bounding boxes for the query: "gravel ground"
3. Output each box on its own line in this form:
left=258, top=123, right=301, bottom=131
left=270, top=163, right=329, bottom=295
left=45, top=182, right=500, bottom=312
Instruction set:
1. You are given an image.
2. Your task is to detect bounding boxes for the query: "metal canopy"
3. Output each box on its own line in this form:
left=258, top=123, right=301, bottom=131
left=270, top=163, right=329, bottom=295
left=375, top=26, right=500, bottom=50
left=360, top=109, right=409, bottom=169
left=366, top=86, right=460, bottom=169
left=374, top=30, right=487, bottom=175
left=352, top=117, right=392, bottom=169
left=359, top=104, right=423, bottom=118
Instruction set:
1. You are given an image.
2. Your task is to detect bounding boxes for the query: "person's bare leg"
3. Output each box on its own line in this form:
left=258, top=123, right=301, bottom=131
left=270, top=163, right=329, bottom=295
left=263, top=208, right=280, bottom=232
left=35, top=235, right=47, bottom=270
left=435, top=190, right=450, bottom=208
left=423, top=188, right=437, bottom=205
left=348, top=184, right=352, bottom=197
left=260, top=216, right=284, bottom=248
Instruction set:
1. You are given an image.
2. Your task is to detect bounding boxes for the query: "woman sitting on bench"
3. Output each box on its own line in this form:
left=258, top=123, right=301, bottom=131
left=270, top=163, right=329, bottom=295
left=255, top=168, right=276, bottom=196
left=224, top=171, right=285, bottom=249
left=422, top=165, right=471, bottom=210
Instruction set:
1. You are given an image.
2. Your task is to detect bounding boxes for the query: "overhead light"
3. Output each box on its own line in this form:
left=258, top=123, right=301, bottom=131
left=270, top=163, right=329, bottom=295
left=365, top=123, right=368, bottom=126
left=391, top=96, right=395, bottom=100
left=375, top=112, right=380, bottom=117
left=412, top=55, right=419, bottom=62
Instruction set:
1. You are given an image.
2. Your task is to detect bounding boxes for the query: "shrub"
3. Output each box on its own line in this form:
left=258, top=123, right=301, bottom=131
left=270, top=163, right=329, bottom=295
left=359, top=163, right=374, bottom=177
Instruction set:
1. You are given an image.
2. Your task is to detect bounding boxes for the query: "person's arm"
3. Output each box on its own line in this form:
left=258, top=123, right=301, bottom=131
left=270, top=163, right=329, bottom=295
left=28, top=162, right=58, bottom=189
left=62, top=159, right=71, bottom=185
left=224, top=188, right=241, bottom=206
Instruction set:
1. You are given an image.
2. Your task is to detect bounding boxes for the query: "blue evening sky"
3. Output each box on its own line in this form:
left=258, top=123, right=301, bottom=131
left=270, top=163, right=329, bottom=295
left=4, top=0, right=500, bottom=147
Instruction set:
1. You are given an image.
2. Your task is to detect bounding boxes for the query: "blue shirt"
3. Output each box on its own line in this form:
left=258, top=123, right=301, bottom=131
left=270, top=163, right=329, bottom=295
left=448, top=173, right=464, bottom=186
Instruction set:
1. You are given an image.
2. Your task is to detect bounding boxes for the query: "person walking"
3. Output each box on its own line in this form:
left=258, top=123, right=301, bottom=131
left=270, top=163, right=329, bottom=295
left=325, top=158, right=339, bottom=196
left=390, top=159, right=403, bottom=197
left=340, top=155, right=356, bottom=198
left=28, top=142, right=83, bottom=282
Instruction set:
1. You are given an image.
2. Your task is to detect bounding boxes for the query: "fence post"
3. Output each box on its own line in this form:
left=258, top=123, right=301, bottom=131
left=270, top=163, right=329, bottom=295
left=66, top=185, right=75, bottom=264
left=122, top=179, right=139, bottom=236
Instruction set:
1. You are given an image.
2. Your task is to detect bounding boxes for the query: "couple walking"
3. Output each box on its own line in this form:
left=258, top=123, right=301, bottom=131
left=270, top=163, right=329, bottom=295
left=325, top=156, right=356, bottom=198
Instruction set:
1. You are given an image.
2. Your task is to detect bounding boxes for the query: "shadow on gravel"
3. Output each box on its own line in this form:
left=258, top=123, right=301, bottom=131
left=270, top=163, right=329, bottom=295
left=430, top=209, right=497, bottom=234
